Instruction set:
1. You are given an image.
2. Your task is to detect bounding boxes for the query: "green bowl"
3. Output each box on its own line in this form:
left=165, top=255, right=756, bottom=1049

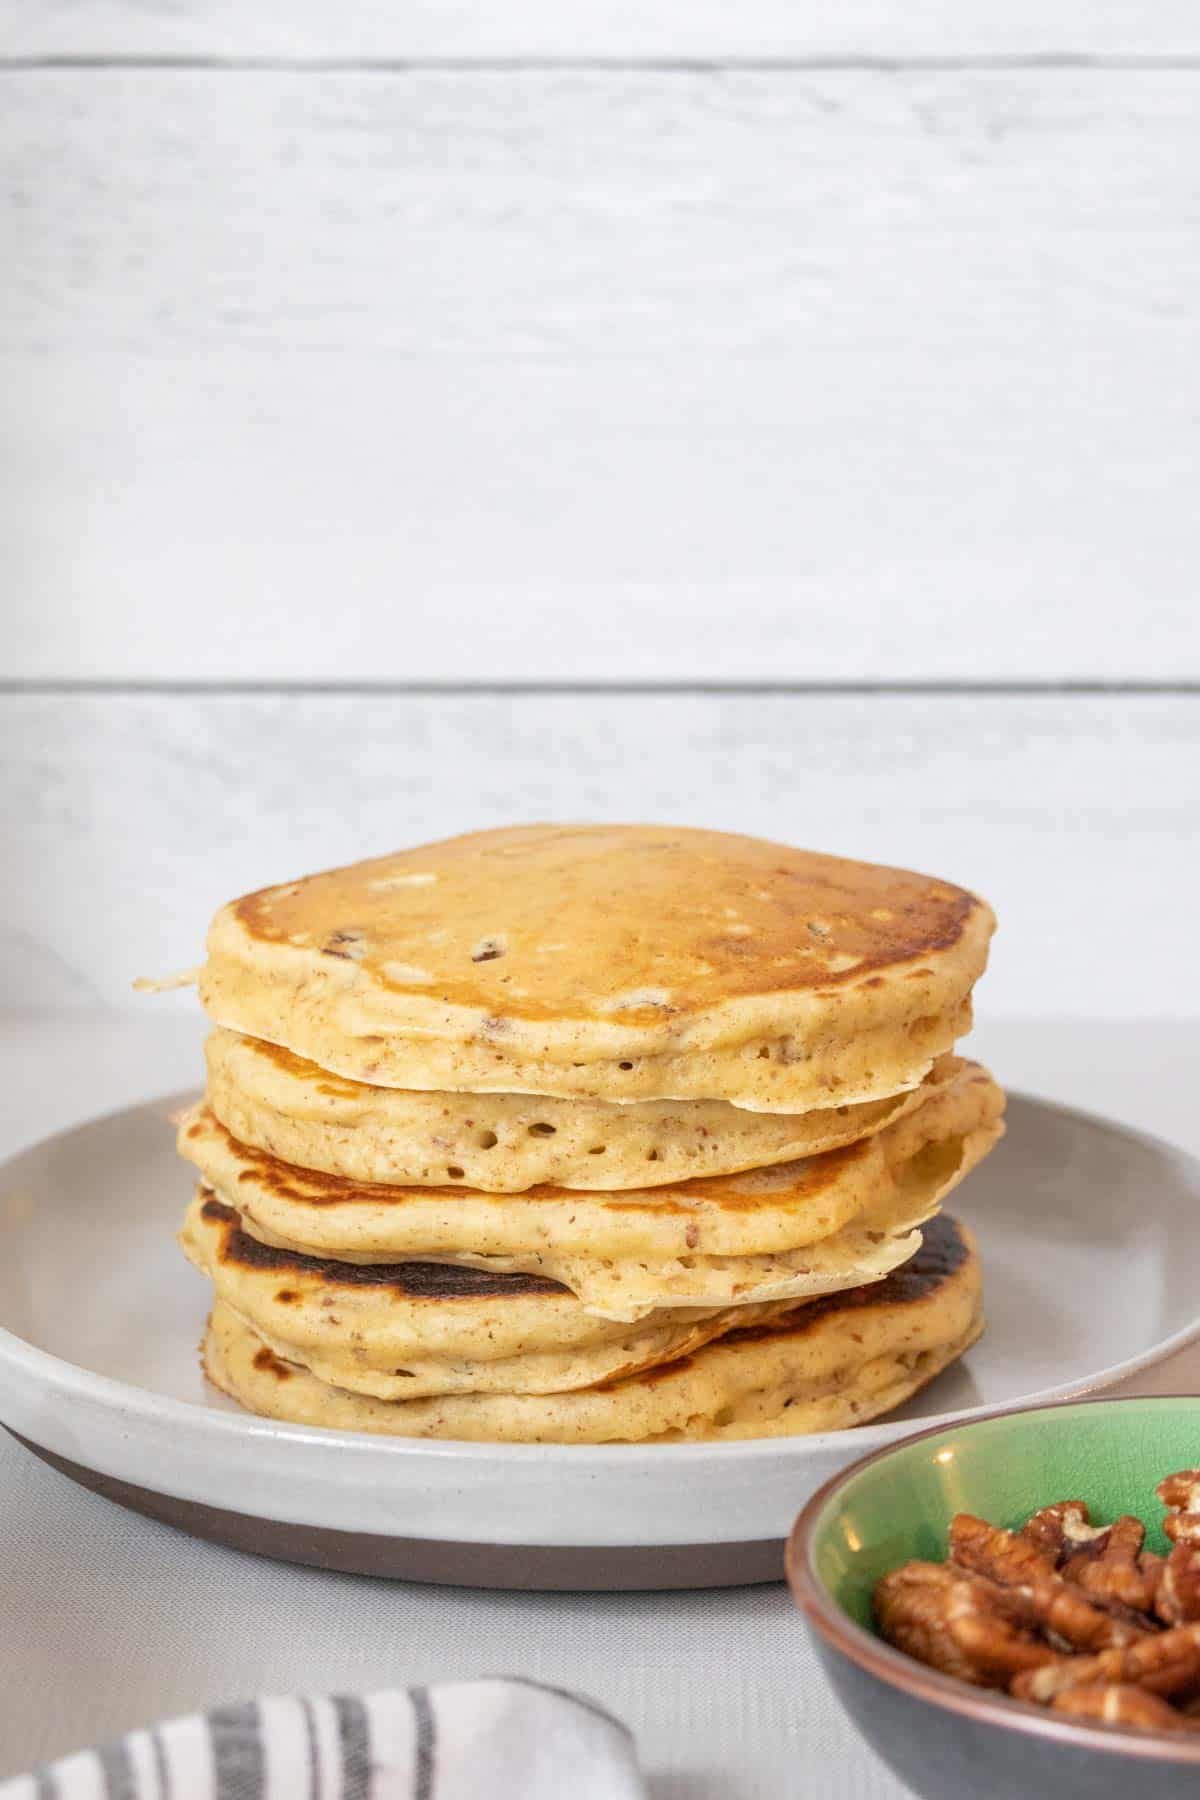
left=787, top=1397, right=1200, bottom=1799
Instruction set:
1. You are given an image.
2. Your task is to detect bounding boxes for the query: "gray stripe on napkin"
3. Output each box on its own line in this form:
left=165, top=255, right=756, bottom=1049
left=97, top=1738, right=137, bottom=1800
left=208, top=1702, right=264, bottom=1799
left=410, top=1688, right=435, bottom=1800
left=298, top=1698, right=321, bottom=1800
left=33, top=1770, right=57, bottom=1800
left=331, top=1696, right=369, bottom=1800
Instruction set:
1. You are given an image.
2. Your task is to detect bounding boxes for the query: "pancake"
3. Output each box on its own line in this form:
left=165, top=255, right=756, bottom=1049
left=196, top=825, right=994, bottom=1111
left=205, top=1029, right=963, bottom=1193
left=201, top=1215, right=984, bottom=1442
left=179, top=1060, right=1004, bottom=1320
left=204, top=1029, right=964, bottom=1195
left=181, top=1188, right=802, bottom=1400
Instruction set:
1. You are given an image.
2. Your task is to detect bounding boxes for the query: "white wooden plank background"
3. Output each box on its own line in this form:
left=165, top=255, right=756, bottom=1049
left=2, top=7, right=1195, bottom=1023
left=2, top=691, right=1194, bottom=1016
left=4, top=64, right=1198, bottom=682
left=4, top=2, right=1198, bottom=62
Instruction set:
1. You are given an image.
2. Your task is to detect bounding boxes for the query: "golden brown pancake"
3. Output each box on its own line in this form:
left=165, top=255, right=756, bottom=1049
left=204, top=1028, right=962, bottom=1193
left=178, top=1058, right=1004, bottom=1319
left=181, top=1187, right=804, bottom=1399
left=202, top=1214, right=984, bottom=1442
left=197, top=824, right=994, bottom=1110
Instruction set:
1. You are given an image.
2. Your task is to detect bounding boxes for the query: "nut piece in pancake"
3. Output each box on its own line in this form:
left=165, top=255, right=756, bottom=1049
left=199, top=824, right=994, bottom=1110
left=205, top=1028, right=966, bottom=1193
left=181, top=1186, right=803, bottom=1400
left=179, top=1058, right=1005, bottom=1320
left=201, top=1215, right=984, bottom=1443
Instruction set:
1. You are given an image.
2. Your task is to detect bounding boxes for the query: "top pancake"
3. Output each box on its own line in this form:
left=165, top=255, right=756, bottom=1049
left=200, top=824, right=994, bottom=1110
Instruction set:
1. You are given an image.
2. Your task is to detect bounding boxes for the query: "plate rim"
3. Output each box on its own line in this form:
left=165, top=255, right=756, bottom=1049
left=2, top=1085, right=1199, bottom=1484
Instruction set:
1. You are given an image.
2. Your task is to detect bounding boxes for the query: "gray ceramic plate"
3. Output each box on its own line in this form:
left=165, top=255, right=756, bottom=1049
left=0, top=1090, right=1198, bottom=1590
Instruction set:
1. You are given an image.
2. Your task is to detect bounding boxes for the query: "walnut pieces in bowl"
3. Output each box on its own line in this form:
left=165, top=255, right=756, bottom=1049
left=787, top=1398, right=1200, bottom=1800
left=876, top=1471, right=1200, bottom=1732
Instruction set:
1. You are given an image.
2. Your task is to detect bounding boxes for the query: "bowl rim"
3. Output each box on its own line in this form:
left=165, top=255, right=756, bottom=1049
left=786, top=1393, right=1200, bottom=1765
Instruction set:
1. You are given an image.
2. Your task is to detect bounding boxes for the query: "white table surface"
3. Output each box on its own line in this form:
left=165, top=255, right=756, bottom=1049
left=1, top=1011, right=1197, bottom=1795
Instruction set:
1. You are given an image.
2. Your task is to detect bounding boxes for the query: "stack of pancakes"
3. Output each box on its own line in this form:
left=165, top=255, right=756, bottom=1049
left=171, top=824, right=1005, bottom=1443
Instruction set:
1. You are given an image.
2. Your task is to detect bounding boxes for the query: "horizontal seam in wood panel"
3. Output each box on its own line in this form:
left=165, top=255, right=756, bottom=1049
left=3, top=54, right=1200, bottom=73
left=1, top=681, right=1196, bottom=698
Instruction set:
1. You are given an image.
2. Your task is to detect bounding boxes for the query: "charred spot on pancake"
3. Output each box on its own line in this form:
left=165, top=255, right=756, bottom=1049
left=204, top=1199, right=567, bottom=1301
left=321, top=929, right=367, bottom=961
left=252, top=1345, right=295, bottom=1380
left=471, top=936, right=506, bottom=962
left=185, top=1121, right=203, bottom=1139
left=274, top=1288, right=301, bottom=1305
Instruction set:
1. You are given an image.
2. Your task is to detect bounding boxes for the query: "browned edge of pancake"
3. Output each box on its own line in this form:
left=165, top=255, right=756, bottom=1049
left=200, top=1202, right=973, bottom=1402
left=198, top=1192, right=567, bottom=1302
left=183, top=1105, right=875, bottom=1212
left=592, top=1213, right=972, bottom=1391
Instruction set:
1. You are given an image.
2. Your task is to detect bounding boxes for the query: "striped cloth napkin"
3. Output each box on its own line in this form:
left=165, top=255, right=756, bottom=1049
left=0, top=1679, right=645, bottom=1799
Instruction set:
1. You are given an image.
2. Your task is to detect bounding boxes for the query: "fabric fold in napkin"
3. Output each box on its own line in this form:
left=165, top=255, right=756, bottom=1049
left=0, top=1678, right=645, bottom=1800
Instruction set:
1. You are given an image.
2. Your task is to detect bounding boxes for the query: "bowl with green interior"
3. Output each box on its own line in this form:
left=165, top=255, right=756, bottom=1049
left=787, top=1397, right=1200, bottom=1799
